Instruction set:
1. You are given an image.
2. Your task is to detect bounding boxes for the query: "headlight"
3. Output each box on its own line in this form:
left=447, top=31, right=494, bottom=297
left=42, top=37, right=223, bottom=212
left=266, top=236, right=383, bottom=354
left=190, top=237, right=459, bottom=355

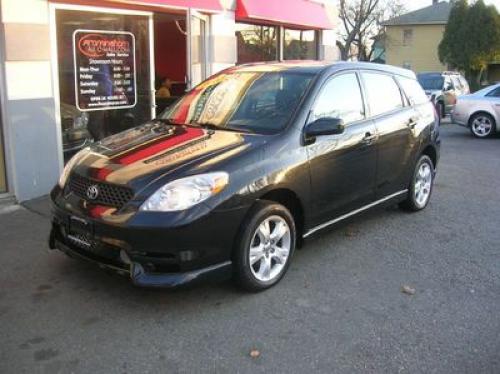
left=140, top=172, right=229, bottom=212
left=58, top=147, right=89, bottom=188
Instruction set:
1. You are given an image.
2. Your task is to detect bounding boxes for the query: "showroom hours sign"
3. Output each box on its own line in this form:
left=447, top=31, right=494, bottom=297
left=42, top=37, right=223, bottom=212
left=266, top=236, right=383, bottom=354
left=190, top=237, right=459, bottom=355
left=73, top=30, right=137, bottom=111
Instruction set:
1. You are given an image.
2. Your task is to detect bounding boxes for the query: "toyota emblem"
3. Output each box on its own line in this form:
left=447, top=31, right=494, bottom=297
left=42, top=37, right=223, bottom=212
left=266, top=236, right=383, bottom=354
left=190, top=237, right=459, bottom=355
left=86, top=185, right=99, bottom=200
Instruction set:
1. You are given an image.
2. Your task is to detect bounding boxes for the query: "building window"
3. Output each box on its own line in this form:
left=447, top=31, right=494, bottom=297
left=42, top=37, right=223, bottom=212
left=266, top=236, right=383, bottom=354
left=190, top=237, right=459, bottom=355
left=403, top=29, right=413, bottom=46
left=236, top=23, right=278, bottom=64
left=283, top=28, right=318, bottom=60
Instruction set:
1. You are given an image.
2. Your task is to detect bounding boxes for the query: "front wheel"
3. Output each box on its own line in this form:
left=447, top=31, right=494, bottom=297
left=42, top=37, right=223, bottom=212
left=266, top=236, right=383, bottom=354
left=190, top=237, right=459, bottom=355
left=234, top=201, right=296, bottom=292
left=470, top=113, right=496, bottom=138
left=399, top=155, right=435, bottom=211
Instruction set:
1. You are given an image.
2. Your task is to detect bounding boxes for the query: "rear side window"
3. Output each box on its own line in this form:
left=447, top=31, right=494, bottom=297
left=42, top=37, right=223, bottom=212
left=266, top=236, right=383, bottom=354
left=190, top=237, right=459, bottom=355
left=309, top=72, right=365, bottom=125
left=451, top=75, right=462, bottom=90
left=397, top=76, right=429, bottom=105
left=362, top=72, right=403, bottom=116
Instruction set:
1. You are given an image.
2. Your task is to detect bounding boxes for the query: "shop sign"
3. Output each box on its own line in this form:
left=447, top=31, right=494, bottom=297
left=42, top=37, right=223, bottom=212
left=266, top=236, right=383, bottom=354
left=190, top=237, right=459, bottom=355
left=73, top=30, right=137, bottom=111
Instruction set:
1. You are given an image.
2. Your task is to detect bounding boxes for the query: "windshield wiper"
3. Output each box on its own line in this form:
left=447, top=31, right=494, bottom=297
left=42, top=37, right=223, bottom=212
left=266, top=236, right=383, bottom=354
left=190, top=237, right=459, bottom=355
left=189, top=121, right=254, bottom=134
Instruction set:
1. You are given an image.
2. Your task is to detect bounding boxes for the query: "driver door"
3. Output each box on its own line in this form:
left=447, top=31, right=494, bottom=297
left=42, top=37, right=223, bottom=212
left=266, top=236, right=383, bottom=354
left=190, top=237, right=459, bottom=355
left=306, top=72, right=377, bottom=227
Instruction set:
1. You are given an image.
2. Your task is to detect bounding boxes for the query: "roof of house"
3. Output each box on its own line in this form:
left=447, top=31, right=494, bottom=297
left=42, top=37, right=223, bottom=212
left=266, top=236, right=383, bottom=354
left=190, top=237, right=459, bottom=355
left=383, top=1, right=452, bottom=26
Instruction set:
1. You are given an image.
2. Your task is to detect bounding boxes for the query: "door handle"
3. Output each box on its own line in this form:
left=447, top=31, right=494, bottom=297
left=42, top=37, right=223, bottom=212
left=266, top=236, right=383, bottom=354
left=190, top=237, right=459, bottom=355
left=407, top=117, right=418, bottom=129
left=362, top=132, right=377, bottom=145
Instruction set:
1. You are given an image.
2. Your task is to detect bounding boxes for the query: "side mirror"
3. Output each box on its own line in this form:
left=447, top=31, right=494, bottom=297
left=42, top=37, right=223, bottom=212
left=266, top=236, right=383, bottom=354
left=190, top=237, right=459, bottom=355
left=305, top=117, right=345, bottom=137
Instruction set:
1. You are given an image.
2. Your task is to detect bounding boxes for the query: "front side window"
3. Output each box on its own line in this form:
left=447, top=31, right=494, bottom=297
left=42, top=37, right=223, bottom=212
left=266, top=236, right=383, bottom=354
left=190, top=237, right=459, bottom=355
left=362, top=72, right=403, bottom=117
left=486, top=86, right=500, bottom=97
left=283, top=29, right=318, bottom=60
left=309, top=73, right=365, bottom=124
left=162, top=71, right=314, bottom=134
left=397, top=76, right=429, bottom=105
left=236, top=23, right=278, bottom=64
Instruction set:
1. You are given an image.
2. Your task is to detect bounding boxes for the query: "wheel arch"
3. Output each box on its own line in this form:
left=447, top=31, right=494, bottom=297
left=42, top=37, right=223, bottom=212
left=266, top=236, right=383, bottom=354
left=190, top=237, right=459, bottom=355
left=421, top=144, right=437, bottom=170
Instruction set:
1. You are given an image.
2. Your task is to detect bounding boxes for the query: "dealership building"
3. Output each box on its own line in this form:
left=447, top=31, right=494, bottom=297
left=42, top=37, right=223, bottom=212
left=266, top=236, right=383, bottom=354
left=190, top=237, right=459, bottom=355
left=0, top=0, right=338, bottom=202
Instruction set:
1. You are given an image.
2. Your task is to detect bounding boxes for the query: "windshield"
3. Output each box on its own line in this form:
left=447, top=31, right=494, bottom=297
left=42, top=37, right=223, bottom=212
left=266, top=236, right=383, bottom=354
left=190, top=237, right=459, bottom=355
left=417, top=75, right=444, bottom=90
left=161, top=71, right=314, bottom=134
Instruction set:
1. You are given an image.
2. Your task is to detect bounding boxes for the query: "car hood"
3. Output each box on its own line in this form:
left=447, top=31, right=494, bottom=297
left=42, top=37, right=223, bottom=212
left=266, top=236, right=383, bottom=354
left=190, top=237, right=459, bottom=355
left=71, top=121, right=260, bottom=191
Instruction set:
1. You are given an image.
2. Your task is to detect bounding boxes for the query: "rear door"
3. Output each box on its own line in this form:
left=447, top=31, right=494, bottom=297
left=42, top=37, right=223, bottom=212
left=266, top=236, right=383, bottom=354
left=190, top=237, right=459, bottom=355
left=306, top=71, right=377, bottom=226
left=360, top=71, right=416, bottom=199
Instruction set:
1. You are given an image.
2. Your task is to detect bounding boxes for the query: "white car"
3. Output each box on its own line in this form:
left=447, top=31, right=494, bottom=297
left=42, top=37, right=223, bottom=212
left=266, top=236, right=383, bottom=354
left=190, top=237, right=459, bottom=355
left=452, top=83, right=500, bottom=138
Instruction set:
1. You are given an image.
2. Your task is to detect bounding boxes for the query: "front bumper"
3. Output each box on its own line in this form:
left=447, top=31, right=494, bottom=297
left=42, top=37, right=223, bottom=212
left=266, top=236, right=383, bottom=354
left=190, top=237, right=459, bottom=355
left=49, top=190, right=250, bottom=288
left=50, top=234, right=232, bottom=288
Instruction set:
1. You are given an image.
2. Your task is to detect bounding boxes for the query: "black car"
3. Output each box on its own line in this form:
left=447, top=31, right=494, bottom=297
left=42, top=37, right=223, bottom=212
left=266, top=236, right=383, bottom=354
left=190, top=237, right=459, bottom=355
left=49, top=61, right=440, bottom=291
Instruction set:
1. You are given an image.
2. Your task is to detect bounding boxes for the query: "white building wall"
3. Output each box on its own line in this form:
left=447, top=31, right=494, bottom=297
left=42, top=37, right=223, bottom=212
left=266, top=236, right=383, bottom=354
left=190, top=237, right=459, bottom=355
left=1, top=0, right=61, bottom=201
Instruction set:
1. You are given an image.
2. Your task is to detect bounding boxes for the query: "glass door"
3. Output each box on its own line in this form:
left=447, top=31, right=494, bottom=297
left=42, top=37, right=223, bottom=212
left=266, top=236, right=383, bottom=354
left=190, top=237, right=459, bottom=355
left=54, top=6, right=155, bottom=162
left=187, top=10, right=209, bottom=89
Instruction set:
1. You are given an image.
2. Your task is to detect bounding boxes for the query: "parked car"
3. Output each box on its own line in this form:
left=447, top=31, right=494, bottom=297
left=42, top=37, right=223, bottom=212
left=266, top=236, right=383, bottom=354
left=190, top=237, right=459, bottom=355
left=60, top=103, right=93, bottom=160
left=417, top=71, right=470, bottom=119
left=452, top=83, right=500, bottom=138
left=49, top=62, right=440, bottom=291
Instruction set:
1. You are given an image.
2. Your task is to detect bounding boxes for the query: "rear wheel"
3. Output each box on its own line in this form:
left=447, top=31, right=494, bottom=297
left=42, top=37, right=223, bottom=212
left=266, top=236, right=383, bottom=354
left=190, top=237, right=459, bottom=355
left=234, top=201, right=296, bottom=292
left=470, top=113, right=496, bottom=138
left=399, top=155, right=435, bottom=211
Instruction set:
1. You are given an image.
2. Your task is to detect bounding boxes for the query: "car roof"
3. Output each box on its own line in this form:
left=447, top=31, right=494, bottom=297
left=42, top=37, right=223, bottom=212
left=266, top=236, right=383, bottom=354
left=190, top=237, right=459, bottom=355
left=418, top=71, right=462, bottom=77
left=224, top=61, right=416, bottom=79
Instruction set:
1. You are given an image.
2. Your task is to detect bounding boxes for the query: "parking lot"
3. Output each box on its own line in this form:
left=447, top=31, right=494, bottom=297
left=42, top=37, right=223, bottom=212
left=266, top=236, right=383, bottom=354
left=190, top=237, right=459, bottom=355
left=1, top=122, right=499, bottom=374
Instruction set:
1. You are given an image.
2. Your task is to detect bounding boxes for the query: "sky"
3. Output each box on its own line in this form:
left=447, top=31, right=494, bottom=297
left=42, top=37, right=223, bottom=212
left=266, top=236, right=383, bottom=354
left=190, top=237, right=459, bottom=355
left=404, top=0, right=500, bottom=12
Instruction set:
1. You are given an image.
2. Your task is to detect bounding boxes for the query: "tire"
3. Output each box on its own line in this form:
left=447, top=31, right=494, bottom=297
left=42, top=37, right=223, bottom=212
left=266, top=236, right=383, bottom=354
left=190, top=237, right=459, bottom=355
left=399, top=155, right=435, bottom=212
left=234, top=201, right=296, bottom=292
left=469, top=112, right=496, bottom=138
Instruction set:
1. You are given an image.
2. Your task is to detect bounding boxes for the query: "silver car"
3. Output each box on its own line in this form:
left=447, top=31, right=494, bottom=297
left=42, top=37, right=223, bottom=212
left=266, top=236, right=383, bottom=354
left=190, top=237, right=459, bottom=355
left=452, top=83, right=500, bottom=138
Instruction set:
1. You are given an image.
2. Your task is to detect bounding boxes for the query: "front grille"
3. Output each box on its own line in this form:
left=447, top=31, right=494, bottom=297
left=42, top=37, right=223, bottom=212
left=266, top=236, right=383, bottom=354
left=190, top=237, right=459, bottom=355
left=68, top=173, right=134, bottom=209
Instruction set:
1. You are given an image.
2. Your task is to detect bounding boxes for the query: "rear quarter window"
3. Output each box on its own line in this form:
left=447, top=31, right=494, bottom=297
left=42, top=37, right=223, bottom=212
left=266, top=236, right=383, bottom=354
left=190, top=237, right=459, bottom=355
left=397, top=76, right=429, bottom=106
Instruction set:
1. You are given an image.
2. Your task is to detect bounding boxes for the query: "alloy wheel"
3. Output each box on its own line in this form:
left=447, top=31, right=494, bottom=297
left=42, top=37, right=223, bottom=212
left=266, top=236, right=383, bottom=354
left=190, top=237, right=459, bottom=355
left=414, top=162, right=433, bottom=208
left=249, top=215, right=291, bottom=282
left=471, top=116, right=493, bottom=137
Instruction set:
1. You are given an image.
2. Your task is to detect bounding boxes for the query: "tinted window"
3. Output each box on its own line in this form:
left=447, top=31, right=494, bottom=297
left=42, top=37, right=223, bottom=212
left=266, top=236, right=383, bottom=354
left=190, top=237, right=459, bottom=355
left=397, top=76, right=429, bottom=105
left=486, top=86, right=500, bottom=98
left=362, top=72, right=403, bottom=116
left=309, top=73, right=364, bottom=124
left=162, top=72, right=314, bottom=134
left=417, top=74, right=444, bottom=90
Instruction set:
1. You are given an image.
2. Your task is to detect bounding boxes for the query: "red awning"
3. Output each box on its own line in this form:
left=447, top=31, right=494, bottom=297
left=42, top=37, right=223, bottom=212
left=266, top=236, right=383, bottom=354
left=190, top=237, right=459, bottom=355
left=49, top=0, right=224, bottom=13
left=236, top=0, right=334, bottom=29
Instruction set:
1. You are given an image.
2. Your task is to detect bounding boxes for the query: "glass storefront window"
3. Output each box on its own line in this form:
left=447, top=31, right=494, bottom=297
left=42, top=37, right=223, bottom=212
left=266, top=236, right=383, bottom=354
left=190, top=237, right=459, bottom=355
left=283, top=28, right=318, bottom=60
left=55, top=9, right=152, bottom=163
left=236, top=23, right=278, bottom=64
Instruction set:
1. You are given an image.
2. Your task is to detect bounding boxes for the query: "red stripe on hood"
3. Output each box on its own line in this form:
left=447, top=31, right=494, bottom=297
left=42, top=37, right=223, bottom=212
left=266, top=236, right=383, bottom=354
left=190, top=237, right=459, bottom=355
left=114, top=127, right=205, bottom=166
left=90, top=167, right=113, bottom=181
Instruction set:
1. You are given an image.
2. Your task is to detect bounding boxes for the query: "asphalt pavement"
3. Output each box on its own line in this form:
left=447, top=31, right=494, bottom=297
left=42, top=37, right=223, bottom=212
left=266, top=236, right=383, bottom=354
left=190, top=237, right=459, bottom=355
left=1, top=122, right=499, bottom=374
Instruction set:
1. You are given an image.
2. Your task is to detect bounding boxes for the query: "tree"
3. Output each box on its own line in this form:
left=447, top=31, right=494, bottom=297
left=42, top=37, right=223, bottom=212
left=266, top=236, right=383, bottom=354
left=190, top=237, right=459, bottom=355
left=336, top=0, right=405, bottom=61
left=439, top=0, right=500, bottom=89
